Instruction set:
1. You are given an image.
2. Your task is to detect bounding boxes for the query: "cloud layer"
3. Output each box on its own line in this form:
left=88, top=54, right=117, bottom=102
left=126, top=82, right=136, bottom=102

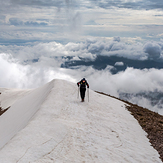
left=1, top=38, right=163, bottom=114
left=3, top=0, right=163, bottom=11
left=1, top=0, right=163, bottom=114
left=1, top=0, right=163, bottom=44
left=1, top=38, right=162, bottom=64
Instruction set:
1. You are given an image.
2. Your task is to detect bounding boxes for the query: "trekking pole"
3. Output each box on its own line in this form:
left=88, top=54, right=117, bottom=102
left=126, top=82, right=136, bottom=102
left=77, top=87, right=79, bottom=99
left=87, top=88, right=89, bottom=102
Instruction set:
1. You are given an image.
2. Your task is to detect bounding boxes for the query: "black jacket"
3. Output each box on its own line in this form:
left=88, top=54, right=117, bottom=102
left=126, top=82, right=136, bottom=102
left=77, top=79, right=89, bottom=89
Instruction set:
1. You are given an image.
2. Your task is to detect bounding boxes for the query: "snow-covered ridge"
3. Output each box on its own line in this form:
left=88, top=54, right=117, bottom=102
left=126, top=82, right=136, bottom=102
left=0, top=79, right=162, bottom=163
left=0, top=80, right=54, bottom=149
left=0, top=88, right=32, bottom=110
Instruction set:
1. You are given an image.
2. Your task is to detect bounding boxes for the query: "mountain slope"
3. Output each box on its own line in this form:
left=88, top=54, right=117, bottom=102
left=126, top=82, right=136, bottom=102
left=0, top=80, right=54, bottom=149
left=0, top=79, right=162, bottom=163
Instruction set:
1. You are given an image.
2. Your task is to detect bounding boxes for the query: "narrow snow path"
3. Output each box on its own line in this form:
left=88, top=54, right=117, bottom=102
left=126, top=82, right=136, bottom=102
left=0, top=79, right=161, bottom=163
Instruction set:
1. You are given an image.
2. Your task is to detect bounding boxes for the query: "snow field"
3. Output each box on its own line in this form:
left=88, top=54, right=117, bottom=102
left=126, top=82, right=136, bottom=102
left=0, top=79, right=162, bottom=163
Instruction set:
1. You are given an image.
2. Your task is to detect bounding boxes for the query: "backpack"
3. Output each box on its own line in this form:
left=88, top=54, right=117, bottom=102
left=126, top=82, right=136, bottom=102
left=80, top=79, right=87, bottom=88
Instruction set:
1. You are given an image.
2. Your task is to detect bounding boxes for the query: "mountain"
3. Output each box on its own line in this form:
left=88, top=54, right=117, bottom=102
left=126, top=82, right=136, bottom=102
left=0, top=79, right=162, bottom=163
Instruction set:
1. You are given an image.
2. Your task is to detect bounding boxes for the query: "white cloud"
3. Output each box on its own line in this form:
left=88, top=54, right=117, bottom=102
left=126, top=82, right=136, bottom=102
left=0, top=52, right=163, bottom=114
left=115, top=62, right=124, bottom=66
left=143, top=41, right=162, bottom=59
left=1, top=0, right=163, bottom=43
left=1, top=0, right=163, bottom=114
left=113, top=36, right=121, bottom=42
left=1, top=39, right=163, bottom=65
left=0, top=53, right=29, bottom=88
left=0, top=53, right=75, bottom=88
left=1, top=39, right=163, bottom=113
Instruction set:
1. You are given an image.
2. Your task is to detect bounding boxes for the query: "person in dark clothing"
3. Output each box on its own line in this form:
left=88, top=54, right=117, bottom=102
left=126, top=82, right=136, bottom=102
left=77, top=78, right=89, bottom=102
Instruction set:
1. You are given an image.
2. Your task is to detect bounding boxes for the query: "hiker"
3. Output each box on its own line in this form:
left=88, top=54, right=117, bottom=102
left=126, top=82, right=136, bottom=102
left=77, top=78, right=89, bottom=102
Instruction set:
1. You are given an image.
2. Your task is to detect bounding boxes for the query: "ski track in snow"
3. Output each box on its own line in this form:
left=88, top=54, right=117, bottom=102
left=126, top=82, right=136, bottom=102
left=0, top=79, right=162, bottom=163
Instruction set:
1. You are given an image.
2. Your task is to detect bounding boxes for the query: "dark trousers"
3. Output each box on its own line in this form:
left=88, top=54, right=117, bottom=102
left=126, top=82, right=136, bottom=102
left=80, top=87, right=86, bottom=100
